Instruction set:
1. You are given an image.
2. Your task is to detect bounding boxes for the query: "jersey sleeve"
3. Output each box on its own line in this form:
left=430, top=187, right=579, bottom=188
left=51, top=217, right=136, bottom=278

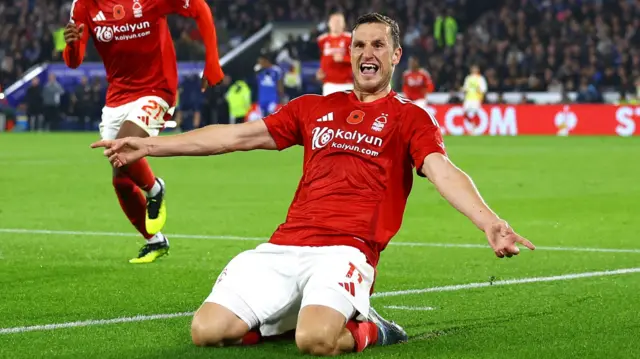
left=158, top=0, right=195, bottom=16
left=403, top=105, right=447, bottom=176
left=63, top=0, right=89, bottom=69
left=423, top=71, right=435, bottom=93
left=479, top=76, right=488, bottom=93
left=159, top=0, right=224, bottom=85
left=262, top=95, right=306, bottom=150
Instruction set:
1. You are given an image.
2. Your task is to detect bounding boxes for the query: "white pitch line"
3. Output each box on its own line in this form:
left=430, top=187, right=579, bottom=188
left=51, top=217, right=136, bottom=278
left=371, top=267, right=640, bottom=298
left=0, top=312, right=193, bottom=334
left=1, top=228, right=639, bottom=254
left=383, top=305, right=436, bottom=311
left=2, top=267, right=639, bottom=335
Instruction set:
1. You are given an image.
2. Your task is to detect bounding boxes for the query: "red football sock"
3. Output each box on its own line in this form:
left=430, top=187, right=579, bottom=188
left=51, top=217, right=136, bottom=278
left=122, top=158, right=155, bottom=192
left=113, top=176, right=153, bottom=240
left=470, top=114, right=481, bottom=126
left=346, top=320, right=378, bottom=353
left=241, top=330, right=262, bottom=346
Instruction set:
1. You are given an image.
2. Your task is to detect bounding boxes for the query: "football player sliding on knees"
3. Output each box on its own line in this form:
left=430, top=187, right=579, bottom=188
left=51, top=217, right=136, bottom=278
left=93, top=12, right=535, bottom=356
left=65, top=0, right=224, bottom=264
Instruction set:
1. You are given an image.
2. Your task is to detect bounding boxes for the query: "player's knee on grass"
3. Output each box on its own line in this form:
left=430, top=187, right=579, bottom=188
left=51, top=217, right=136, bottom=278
left=191, top=303, right=250, bottom=347
left=295, top=305, right=352, bottom=356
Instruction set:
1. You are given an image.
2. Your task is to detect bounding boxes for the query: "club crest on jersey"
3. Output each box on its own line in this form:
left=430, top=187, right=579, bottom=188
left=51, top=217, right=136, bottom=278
left=346, top=110, right=365, bottom=125
left=371, top=113, right=388, bottom=132
left=132, top=0, right=143, bottom=18
left=113, top=5, right=125, bottom=20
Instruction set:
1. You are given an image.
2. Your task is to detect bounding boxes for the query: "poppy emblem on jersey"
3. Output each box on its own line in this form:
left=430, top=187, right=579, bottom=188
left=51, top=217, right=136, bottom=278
left=371, top=113, right=388, bottom=132
left=346, top=110, right=365, bottom=125
left=113, top=5, right=125, bottom=20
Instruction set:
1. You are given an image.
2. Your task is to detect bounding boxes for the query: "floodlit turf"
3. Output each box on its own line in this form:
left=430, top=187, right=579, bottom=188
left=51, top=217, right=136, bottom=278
left=1, top=133, right=639, bottom=359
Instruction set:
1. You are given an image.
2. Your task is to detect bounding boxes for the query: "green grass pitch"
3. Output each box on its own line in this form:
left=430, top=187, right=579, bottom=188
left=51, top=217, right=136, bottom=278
left=1, top=133, right=639, bottom=358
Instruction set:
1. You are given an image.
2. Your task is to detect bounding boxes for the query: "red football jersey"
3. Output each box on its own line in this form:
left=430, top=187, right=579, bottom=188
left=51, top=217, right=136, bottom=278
left=263, top=91, right=446, bottom=267
left=65, top=0, right=220, bottom=107
left=317, top=32, right=353, bottom=84
left=402, top=69, right=435, bottom=101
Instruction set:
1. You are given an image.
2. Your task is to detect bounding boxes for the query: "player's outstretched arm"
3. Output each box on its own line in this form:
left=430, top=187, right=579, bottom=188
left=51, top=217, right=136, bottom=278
left=182, top=0, right=224, bottom=89
left=91, top=121, right=278, bottom=166
left=421, top=153, right=535, bottom=258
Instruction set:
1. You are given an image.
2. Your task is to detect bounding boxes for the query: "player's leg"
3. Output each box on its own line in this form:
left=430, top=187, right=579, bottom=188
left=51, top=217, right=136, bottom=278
left=191, top=244, right=301, bottom=347
left=296, top=303, right=407, bottom=356
left=191, top=302, right=252, bottom=347
left=295, top=303, right=357, bottom=355
left=100, top=97, right=169, bottom=263
left=462, top=100, right=479, bottom=134
left=295, top=247, right=407, bottom=355
left=116, top=96, right=170, bottom=235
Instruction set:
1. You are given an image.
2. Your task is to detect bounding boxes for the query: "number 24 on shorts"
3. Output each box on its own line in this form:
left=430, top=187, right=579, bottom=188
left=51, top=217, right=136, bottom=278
left=139, top=99, right=163, bottom=125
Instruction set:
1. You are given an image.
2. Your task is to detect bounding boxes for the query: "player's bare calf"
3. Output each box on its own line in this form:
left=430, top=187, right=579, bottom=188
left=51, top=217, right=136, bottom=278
left=295, top=305, right=357, bottom=355
left=191, top=303, right=250, bottom=347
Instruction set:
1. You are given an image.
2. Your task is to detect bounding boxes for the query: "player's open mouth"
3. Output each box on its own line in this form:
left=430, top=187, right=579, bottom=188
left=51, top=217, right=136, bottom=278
left=360, top=63, right=379, bottom=75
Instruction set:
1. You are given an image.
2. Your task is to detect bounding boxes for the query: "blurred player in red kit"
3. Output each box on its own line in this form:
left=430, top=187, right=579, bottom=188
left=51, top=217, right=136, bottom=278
left=93, top=13, right=535, bottom=355
left=63, top=0, right=224, bottom=263
left=402, top=55, right=434, bottom=110
left=316, top=11, right=353, bottom=95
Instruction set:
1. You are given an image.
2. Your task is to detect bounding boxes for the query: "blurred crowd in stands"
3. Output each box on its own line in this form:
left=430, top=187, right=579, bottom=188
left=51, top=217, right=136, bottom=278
left=2, top=0, right=640, bottom=131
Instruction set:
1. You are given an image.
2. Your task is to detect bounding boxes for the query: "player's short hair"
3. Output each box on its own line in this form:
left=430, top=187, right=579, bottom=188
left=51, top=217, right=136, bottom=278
left=329, top=9, right=344, bottom=17
left=352, top=12, right=401, bottom=49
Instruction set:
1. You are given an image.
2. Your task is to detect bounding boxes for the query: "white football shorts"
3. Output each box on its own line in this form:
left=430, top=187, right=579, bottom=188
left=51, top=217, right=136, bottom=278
left=323, top=82, right=354, bottom=96
left=99, top=96, right=170, bottom=139
left=204, top=243, right=375, bottom=337
left=463, top=99, right=482, bottom=117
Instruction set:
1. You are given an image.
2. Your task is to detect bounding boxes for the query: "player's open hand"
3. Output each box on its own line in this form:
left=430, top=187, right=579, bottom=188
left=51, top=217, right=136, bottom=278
left=484, top=220, right=535, bottom=258
left=64, top=23, right=84, bottom=44
left=90, top=137, right=149, bottom=168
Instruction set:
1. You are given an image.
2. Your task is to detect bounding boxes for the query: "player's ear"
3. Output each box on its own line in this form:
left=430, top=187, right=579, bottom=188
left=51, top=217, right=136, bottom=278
left=392, top=46, right=402, bottom=66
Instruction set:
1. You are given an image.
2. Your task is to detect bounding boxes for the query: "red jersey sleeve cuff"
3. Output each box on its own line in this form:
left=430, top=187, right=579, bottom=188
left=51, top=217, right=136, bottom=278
left=413, top=146, right=447, bottom=177
left=263, top=118, right=290, bottom=151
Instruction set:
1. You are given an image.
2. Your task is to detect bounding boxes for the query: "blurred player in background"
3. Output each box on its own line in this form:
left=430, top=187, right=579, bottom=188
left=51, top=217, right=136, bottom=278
left=63, top=0, right=224, bottom=263
left=461, top=65, right=488, bottom=133
left=401, top=55, right=434, bottom=109
left=93, top=12, right=535, bottom=356
left=255, top=51, right=284, bottom=116
left=316, top=11, right=353, bottom=95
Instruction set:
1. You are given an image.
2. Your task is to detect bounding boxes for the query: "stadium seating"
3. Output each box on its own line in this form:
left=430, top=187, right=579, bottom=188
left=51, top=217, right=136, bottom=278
left=1, top=0, right=639, bottom=131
